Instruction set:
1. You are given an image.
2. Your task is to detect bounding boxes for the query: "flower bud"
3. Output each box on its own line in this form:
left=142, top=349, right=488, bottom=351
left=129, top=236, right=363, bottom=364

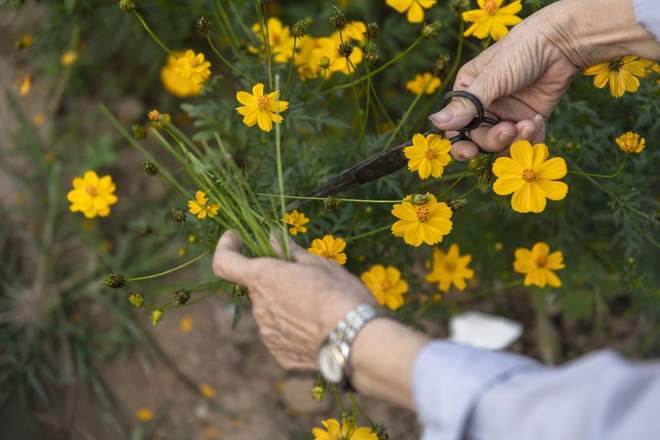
left=477, top=167, right=493, bottom=193
left=101, top=272, right=125, bottom=289
left=448, top=197, right=468, bottom=212
left=310, top=373, right=326, bottom=402
left=362, top=22, right=380, bottom=40
left=119, top=0, right=135, bottom=12
left=148, top=109, right=160, bottom=121
left=341, top=409, right=355, bottom=427
left=128, top=291, right=144, bottom=308
left=151, top=309, right=164, bottom=325
left=450, top=0, right=471, bottom=15
left=132, top=124, right=146, bottom=139
left=468, top=154, right=489, bottom=172
left=290, top=20, right=307, bottom=38
left=374, top=425, right=390, bottom=440
left=407, top=194, right=431, bottom=206
left=363, top=42, right=379, bottom=66
left=338, top=41, right=354, bottom=58
left=195, top=16, right=213, bottom=36
left=329, top=7, right=347, bottom=30
left=138, top=225, right=153, bottom=237
left=233, top=284, right=249, bottom=298
left=173, top=288, right=191, bottom=306
left=14, top=35, right=34, bottom=50
left=152, top=113, right=171, bottom=129
left=422, top=21, right=442, bottom=39
left=432, top=54, right=451, bottom=76
left=188, top=235, right=197, bottom=243
left=171, top=208, right=187, bottom=226
left=142, top=161, right=159, bottom=176
left=324, top=196, right=342, bottom=211
left=319, top=56, right=331, bottom=70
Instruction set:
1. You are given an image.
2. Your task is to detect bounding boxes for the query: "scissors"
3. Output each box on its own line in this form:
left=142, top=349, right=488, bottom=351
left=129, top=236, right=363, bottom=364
left=287, top=91, right=499, bottom=210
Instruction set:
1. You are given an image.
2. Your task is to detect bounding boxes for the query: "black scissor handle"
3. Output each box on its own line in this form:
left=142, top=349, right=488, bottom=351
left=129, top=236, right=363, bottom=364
left=441, top=91, right=499, bottom=146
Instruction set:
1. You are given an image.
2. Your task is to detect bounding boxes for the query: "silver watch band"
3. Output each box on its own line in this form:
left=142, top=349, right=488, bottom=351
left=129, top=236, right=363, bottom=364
left=327, top=303, right=392, bottom=372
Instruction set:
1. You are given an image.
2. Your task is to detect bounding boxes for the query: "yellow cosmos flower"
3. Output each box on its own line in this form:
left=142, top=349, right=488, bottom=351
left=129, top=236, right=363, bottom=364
left=583, top=56, right=647, bottom=98
left=386, top=0, right=438, bottom=24
left=135, top=408, right=154, bottom=422
left=312, top=419, right=378, bottom=440
left=360, top=265, right=409, bottom=310
left=307, top=235, right=347, bottom=265
left=235, top=83, right=289, bottom=132
left=406, top=72, right=441, bottom=95
left=462, top=0, right=522, bottom=41
left=67, top=170, right=118, bottom=218
left=60, top=50, right=79, bottom=66
left=281, top=210, right=310, bottom=235
left=514, top=242, right=564, bottom=288
left=425, top=243, right=474, bottom=292
left=174, top=49, right=211, bottom=84
left=391, top=193, right=453, bottom=247
left=404, top=133, right=452, bottom=179
left=616, top=131, right=645, bottom=154
left=341, top=21, right=368, bottom=43
left=250, top=17, right=295, bottom=63
left=188, top=190, right=220, bottom=219
left=19, top=74, right=32, bottom=96
left=492, top=140, right=568, bottom=214
left=199, top=384, right=216, bottom=399
left=160, top=51, right=203, bottom=98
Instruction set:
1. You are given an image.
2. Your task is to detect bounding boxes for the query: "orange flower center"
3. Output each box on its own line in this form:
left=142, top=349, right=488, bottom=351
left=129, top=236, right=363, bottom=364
left=482, top=0, right=499, bottom=14
left=381, top=280, right=392, bottom=290
left=444, top=262, right=456, bottom=273
left=536, top=255, right=548, bottom=267
left=148, top=110, right=160, bottom=121
left=424, top=148, right=436, bottom=160
left=257, top=95, right=270, bottom=110
left=416, top=206, right=430, bottom=222
left=189, top=57, right=199, bottom=68
left=85, top=185, right=96, bottom=196
left=521, top=168, right=537, bottom=182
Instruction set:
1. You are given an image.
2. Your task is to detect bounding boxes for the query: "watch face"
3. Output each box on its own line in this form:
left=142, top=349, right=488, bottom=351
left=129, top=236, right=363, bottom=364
left=317, top=344, right=344, bottom=384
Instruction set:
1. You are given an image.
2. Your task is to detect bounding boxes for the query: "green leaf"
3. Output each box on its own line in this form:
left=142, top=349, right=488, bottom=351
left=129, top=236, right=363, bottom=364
left=559, top=289, right=593, bottom=319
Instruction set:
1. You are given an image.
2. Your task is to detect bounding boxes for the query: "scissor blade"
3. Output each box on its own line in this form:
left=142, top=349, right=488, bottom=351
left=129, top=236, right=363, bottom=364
left=287, top=127, right=442, bottom=210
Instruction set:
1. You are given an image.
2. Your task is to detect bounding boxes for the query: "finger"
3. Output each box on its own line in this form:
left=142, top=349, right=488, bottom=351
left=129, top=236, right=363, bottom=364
left=268, top=230, right=319, bottom=264
left=450, top=140, right=479, bottom=162
left=461, top=120, right=518, bottom=153
left=429, top=95, right=481, bottom=133
left=531, top=114, right=546, bottom=144
left=212, top=230, right=261, bottom=285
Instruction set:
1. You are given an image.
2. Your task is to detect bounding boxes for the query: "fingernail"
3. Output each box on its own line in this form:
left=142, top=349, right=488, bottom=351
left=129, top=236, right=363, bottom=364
left=429, top=110, right=453, bottom=124
left=521, top=125, right=537, bottom=139
left=498, top=130, right=516, bottom=143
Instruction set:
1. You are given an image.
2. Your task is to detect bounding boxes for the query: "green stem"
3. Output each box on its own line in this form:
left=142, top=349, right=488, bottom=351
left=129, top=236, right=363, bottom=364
left=133, top=11, right=174, bottom=56
left=346, top=224, right=392, bottom=242
left=568, top=154, right=628, bottom=178
left=256, top=193, right=406, bottom=204
left=126, top=250, right=211, bottom=283
left=438, top=169, right=469, bottom=198
left=206, top=35, right=257, bottom=83
left=442, top=279, right=524, bottom=306
left=348, top=394, right=375, bottom=429
left=274, top=74, right=291, bottom=261
left=331, top=386, right=346, bottom=411
left=283, top=37, right=298, bottom=99
left=213, top=0, right=240, bottom=47
left=344, top=58, right=368, bottom=167
left=323, top=36, right=424, bottom=94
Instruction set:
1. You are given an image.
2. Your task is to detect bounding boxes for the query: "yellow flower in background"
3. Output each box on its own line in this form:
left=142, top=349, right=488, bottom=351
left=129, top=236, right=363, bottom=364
left=360, top=265, right=409, bottom=310
left=583, top=56, right=646, bottom=98
left=404, top=133, right=452, bottom=179
left=188, top=190, right=220, bottom=219
left=236, top=83, right=289, bottom=132
left=199, top=384, right=216, bottom=399
left=312, top=36, right=363, bottom=76
left=174, top=49, right=211, bottom=84
left=15, top=34, right=34, bottom=50
left=386, top=0, right=437, bottom=24
left=60, top=50, right=79, bottom=66
left=67, top=171, right=118, bottom=218
left=135, top=408, right=154, bottom=422
left=308, top=235, right=347, bottom=265
left=179, top=315, right=194, bottom=333
left=250, top=17, right=296, bottom=63
left=160, top=51, right=203, bottom=98
left=616, top=131, right=645, bottom=154
left=19, top=74, right=32, bottom=96
left=281, top=210, right=309, bottom=235
left=462, top=0, right=522, bottom=41
left=32, top=112, right=46, bottom=127
left=391, top=193, right=453, bottom=247
left=312, top=419, right=378, bottom=440
left=514, top=242, right=564, bottom=288
left=425, top=244, right=474, bottom=292
left=406, top=72, right=441, bottom=95
left=492, top=140, right=568, bottom=213
left=340, top=21, right=367, bottom=43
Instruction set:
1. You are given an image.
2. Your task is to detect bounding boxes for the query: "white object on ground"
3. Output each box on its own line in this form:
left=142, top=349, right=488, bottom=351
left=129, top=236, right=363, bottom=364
left=448, top=310, right=523, bottom=350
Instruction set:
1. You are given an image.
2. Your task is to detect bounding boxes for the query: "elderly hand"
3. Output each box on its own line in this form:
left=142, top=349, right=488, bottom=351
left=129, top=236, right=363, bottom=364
left=212, top=231, right=376, bottom=370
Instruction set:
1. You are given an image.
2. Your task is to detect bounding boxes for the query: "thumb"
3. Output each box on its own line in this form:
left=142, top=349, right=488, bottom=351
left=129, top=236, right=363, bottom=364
left=428, top=80, right=500, bottom=132
left=212, top=230, right=263, bottom=286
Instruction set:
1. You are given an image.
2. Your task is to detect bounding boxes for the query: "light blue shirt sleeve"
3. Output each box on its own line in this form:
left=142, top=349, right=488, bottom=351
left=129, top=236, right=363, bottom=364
left=633, top=0, right=660, bottom=42
left=411, top=341, right=660, bottom=440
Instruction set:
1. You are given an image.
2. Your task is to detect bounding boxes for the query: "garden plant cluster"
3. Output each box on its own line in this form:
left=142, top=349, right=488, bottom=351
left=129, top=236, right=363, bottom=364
left=2, top=0, right=660, bottom=438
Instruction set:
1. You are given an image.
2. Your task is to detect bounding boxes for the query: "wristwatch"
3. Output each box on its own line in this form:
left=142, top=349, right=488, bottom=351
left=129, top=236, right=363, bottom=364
left=317, top=303, right=392, bottom=388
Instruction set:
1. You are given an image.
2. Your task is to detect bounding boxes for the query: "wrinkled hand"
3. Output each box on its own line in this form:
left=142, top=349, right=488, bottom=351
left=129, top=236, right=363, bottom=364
left=212, top=231, right=376, bottom=370
left=430, top=7, right=578, bottom=161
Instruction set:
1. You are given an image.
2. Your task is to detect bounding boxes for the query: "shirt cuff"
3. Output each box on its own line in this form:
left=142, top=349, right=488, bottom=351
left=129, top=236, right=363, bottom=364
left=633, top=0, right=660, bottom=43
left=411, top=340, right=543, bottom=440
